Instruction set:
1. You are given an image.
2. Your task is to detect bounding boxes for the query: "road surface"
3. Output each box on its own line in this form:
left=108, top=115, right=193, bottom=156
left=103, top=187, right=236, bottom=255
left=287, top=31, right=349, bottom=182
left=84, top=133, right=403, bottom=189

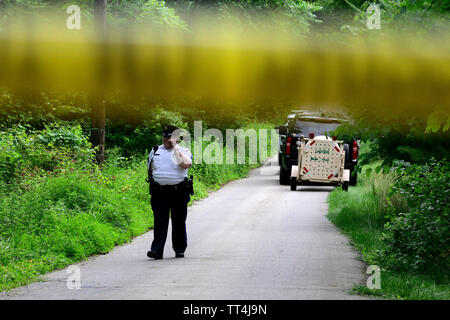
left=1, top=158, right=368, bottom=299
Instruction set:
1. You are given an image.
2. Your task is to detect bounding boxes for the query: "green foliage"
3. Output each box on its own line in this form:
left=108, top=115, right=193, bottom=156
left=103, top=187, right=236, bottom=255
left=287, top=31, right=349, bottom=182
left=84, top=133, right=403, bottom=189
left=339, top=0, right=450, bottom=34
left=340, top=106, right=450, bottom=172
left=381, top=159, right=449, bottom=276
left=0, top=91, right=90, bottom=127
left=106, top=106, right=188, bottom=155
left=425, top=110, right=450, bottom=134
left=217, top=0, right=322, bottom=34
left=0, top=0, right=187, bottom=30
left=103, top=0, right=188, bottom=29
left=37, top=123, right=90, bottom=150
left=328, top=111, right=450, bottom=300
left=328, top=162, right=391, bottom=264
left=353, top=269, right=450, bottom=299
left=0, top=142, right=154, bottom=291
left=329, top=122, right=359, bottom=141
left=328, top=160, right=450, bottom=299
left=0, top=123, right=93, bottom=184
left=0, top=162, right=153, bottom=290
left=137, top=0, right=187, bottom=28
left=1, top=91, right=280, bottom=157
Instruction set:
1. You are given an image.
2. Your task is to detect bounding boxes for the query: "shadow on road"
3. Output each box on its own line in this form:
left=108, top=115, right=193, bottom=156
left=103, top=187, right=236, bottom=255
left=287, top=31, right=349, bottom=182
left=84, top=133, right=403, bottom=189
left=294, top=187, right=335, bottom=192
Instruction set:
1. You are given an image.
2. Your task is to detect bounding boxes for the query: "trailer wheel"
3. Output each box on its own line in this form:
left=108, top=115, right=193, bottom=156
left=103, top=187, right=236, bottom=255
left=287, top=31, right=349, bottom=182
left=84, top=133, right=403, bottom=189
left=290, top=177, right=297, bottom=191
left=349, top=169, right=358, bottom=186
left=279, top=166, right=290, bottom=185
left=342, top=181, right=349, bottom=192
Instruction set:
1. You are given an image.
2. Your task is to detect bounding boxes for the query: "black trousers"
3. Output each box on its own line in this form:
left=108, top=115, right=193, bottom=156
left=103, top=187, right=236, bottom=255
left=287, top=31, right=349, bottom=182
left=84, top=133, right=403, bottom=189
left=150, top=188, right=190, bottom=256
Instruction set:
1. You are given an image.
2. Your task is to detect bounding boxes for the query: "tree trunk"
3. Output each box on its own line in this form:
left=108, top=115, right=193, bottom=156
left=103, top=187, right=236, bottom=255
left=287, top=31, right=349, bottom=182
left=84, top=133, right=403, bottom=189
left=94, top=0, right=107, bottom=36
left=91, top=0, right=107, bottom=164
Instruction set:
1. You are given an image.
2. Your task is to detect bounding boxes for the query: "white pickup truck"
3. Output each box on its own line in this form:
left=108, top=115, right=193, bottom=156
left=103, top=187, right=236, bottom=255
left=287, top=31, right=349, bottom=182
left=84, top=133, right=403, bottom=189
left=290, top=134, right=351, bottom=191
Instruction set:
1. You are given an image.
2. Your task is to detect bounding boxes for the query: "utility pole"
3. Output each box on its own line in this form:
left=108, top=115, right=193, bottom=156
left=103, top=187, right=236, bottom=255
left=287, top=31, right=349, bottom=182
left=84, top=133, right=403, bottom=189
left=91, top=0, right=107, bottom=164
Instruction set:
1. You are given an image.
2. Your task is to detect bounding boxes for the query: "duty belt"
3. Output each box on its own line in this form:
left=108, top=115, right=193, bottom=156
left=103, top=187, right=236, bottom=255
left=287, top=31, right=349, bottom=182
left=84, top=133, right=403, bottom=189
left=152, top=181, right=185, bottom=192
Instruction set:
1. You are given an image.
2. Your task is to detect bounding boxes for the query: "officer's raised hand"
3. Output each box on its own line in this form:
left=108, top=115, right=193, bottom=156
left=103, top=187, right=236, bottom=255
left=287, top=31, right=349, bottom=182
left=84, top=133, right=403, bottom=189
left=166, top=135, right=192, bottom=169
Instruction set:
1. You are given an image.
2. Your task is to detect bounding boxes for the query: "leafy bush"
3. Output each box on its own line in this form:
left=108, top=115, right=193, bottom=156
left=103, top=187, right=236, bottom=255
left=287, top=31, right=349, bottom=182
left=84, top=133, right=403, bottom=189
left=338, top=0, right=450, bottom=34
left=37, top=123, right=90, bottom=150
left=0, top=91, right=90, bottom=128
left=336, top=104, right=450, bottom=176
left=381, top=159, right=449, bottom=276
left=328, top=158, right=450, bottom=299
left=0, top=165, right=153, bottom=290
left=137, top=0, right=187, bottom=29
left=0, top=124, right=94, bottom=183
left=0, top=0, right=187, bottom=30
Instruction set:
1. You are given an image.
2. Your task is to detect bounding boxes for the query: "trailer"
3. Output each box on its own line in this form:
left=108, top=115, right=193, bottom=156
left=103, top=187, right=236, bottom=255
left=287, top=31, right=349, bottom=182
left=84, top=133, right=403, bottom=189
left=290, top=134, right=350, bottom=191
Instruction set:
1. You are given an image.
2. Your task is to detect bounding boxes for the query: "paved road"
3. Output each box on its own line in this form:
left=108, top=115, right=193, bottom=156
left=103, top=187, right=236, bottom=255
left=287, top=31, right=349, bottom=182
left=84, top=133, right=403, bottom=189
left=1, top=158, right=368, bottom=299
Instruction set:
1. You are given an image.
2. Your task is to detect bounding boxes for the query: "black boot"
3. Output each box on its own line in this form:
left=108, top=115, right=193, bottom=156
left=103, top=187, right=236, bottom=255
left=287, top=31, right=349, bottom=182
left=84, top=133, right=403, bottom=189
left=147, top=251, right=163, bottom=260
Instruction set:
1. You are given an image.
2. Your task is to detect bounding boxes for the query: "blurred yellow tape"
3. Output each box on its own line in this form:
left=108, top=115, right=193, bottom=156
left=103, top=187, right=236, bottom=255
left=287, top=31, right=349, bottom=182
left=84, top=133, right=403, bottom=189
left=0, top=26, right=449, bottom=113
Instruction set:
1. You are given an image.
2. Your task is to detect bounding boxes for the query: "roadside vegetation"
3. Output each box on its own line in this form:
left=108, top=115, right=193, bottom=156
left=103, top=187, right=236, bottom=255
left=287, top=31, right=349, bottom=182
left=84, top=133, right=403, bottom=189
left=328, top=137, right=449, bottom=299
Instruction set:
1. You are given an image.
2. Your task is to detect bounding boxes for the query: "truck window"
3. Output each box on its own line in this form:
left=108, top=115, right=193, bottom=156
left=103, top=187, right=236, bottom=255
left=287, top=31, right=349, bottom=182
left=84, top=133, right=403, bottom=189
left=293, top=120, right=341, bottom=136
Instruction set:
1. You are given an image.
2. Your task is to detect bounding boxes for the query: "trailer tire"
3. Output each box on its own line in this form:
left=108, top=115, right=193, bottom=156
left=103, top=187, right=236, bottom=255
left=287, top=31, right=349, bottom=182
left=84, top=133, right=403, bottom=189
left=350, top=169, right=358, bottom=186
left=342, top=181, right=349, bottom=192
left=343, top=143, right=355, bottom=187
left=290, top=177, right=297, bottom=191
left=343, top=143, right=351, bottom=165
left=279, top=166, right=290, bottom=185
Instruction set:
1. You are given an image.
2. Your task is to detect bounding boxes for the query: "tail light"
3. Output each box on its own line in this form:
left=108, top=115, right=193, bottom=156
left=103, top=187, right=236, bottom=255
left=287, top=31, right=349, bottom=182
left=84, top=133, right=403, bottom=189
left=309, top=133, right=315, bottom=139
left=352, top=140, right=358, bottom=161
left=286, top=137, right=292, bottom=155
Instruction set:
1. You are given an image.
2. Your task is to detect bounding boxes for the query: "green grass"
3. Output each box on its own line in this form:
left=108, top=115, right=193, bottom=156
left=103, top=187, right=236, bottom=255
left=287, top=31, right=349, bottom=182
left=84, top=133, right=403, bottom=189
left=0, top=159, right=152, bottom=291
left=354, top=270, right=450, bottom=300
left=327, top=163, right=450, bottom=300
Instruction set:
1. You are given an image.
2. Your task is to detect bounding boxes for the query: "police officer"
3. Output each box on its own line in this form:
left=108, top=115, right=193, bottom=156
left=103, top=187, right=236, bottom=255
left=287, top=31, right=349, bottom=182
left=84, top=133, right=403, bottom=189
left=147, top=125, right=193, bottom=260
